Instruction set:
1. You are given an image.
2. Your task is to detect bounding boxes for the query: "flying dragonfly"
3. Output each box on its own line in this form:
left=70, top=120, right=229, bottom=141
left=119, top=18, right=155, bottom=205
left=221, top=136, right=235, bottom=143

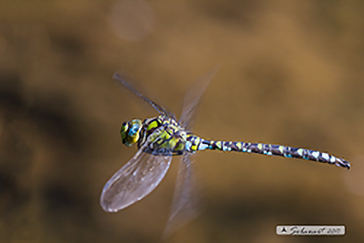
left=100, top=68, right=350, bottom=236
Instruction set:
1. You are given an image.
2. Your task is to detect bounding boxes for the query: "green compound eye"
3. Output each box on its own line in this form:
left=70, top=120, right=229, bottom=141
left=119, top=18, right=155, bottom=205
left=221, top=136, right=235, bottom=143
left=119, top=119, right=142, bottom=146
left=120, top=121, right=129, bottom=143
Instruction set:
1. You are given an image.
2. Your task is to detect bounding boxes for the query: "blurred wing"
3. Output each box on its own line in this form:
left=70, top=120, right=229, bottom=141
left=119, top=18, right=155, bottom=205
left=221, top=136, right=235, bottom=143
left=113, top=73, right=175, bottom=119
left=163, top=153, right=201, bottom=238
left=100, top=143, right=172, bottom=212
left=179, top=66, right=220, bottom=129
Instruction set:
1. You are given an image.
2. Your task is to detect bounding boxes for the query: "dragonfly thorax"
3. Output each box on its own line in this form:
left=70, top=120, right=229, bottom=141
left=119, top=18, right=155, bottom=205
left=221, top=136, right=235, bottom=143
left=120, top=119, right=143, bottom=146
left=136, top=115, right=190, bottom=155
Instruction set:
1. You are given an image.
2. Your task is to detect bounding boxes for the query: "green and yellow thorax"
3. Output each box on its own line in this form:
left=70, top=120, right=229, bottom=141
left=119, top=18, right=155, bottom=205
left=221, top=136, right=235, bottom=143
left=120, top=115, right=202, bottom=155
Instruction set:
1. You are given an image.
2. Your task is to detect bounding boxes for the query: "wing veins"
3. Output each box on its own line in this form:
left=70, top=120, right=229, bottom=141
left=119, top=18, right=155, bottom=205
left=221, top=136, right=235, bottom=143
left=101, top=141, right=172, bottom=212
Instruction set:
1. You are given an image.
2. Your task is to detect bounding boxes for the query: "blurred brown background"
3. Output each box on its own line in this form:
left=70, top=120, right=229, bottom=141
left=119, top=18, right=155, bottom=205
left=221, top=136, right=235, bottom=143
left=1, top=0, right=364, bottom=242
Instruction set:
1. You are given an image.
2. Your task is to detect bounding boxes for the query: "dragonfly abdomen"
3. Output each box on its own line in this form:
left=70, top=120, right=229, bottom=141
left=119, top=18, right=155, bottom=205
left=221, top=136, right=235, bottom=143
left=189, top=136, right=350, bottom=169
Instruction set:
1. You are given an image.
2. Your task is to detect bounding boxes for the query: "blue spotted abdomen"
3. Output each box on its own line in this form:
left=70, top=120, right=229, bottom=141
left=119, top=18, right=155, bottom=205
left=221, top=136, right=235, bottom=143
left=188, top=135, right=350, bottom=169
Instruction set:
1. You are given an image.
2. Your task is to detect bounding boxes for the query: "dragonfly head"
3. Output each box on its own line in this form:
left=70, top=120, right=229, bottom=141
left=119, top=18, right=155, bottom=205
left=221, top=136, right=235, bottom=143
left=120, top=119, right=143, bottom=146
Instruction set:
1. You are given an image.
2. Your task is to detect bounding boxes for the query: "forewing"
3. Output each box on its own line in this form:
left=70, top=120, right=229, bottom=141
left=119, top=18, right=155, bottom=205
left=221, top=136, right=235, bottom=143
left=179, top=66, right=220, bottom=129
left=163, top=153, right=201, bottom=238
left=100, top=144, right=172, bottom=212
left=113, top=73, right=175, bottom=118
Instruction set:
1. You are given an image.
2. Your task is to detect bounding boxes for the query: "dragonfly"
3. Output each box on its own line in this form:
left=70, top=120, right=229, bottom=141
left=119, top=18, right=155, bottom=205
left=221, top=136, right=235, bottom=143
left=100, top=68, right=350, bottom=236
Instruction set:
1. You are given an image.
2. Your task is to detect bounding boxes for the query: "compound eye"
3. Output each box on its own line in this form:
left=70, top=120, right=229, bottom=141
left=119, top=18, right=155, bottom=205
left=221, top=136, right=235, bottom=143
left=120, top=121, right=130, bottom=142
left=121, top=121, right=129, bottom=131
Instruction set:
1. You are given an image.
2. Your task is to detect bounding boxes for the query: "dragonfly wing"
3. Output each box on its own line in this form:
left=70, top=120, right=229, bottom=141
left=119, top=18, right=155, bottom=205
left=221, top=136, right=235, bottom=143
left=179, top=66, right=220, bottom=129
left=100, top=143, right=172, bottom=212
left=163, top=153, right=201, bottom=238
left=113, top=73, right=174, bottom=118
